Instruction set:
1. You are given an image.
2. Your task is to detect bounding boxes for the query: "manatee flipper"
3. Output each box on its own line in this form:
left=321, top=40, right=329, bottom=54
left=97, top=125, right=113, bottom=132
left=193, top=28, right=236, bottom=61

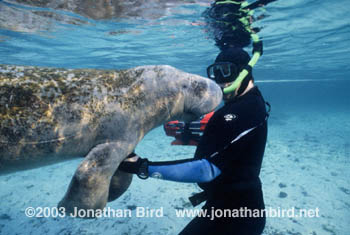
left=108, top=170, right=133, bottom=202
left=58, top=142, right=127, bottom=214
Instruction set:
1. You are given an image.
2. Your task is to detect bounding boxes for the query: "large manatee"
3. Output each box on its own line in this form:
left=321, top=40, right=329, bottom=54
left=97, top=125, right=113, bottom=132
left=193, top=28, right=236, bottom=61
left=0, top=64, right=222, bottom=213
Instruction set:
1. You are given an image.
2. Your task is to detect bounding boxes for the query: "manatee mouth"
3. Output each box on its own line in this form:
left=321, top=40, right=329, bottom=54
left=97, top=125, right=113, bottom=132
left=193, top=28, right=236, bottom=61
left=183, top=98, right=210, bottom=122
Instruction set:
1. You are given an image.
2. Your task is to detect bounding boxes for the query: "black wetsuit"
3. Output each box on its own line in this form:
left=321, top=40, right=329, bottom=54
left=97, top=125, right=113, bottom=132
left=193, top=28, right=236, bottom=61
left=179, top=86, right=268, bottom=235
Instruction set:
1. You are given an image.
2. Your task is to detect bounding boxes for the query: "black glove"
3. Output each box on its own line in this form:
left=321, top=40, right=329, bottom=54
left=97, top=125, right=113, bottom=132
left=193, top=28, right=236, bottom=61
left=118, top=153, right=149, bottom=179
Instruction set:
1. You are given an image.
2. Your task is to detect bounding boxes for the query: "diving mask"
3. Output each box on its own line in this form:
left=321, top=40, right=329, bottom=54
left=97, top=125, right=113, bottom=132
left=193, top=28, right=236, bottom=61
left=206, top=62, right=238, bottom=84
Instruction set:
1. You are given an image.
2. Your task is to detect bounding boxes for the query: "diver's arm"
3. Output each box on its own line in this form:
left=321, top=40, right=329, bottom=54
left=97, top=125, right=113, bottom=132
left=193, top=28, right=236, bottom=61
left=148, top=158, right=221, bottom=183
left=118, top=155, right=221, bottom=183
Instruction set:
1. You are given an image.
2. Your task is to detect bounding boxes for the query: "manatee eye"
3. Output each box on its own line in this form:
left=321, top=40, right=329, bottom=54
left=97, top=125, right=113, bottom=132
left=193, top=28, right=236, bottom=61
left=182, top=84, right=188, bottom=89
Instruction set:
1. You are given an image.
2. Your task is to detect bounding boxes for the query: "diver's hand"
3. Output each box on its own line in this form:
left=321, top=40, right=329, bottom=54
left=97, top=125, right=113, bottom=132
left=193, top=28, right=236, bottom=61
left=119, top=153, right=149, bottom=179
left=124, top=152, right=140, bottom=162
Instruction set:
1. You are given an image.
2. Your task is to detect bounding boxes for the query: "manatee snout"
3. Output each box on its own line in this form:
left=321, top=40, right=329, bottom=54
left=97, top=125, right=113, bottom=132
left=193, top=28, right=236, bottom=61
left=203, top=80, right=223, bottom=111
left=185, top=78, right=222, bottom=119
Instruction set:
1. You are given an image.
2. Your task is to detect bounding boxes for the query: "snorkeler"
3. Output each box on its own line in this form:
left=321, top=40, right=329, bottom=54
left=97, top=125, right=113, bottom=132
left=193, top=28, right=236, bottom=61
left=119, top=46, right=270, bottom=234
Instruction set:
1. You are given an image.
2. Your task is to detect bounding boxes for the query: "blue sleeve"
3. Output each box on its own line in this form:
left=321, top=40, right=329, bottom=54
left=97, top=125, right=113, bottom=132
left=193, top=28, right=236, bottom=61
left=147, top=159, right=221, bottom=183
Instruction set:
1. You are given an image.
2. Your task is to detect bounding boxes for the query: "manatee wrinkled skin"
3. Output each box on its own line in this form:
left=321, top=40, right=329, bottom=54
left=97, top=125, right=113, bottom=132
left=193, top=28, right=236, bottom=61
left=0, top=64, right=222, bottom=214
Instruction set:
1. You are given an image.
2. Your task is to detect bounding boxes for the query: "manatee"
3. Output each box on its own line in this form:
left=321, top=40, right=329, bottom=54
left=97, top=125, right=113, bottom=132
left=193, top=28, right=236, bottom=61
left=0, top=64, right=222, bottom=213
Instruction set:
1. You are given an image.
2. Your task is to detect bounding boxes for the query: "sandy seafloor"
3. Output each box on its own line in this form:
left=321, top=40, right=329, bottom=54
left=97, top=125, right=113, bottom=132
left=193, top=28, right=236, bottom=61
left=0, top=102, right=349, bottom=235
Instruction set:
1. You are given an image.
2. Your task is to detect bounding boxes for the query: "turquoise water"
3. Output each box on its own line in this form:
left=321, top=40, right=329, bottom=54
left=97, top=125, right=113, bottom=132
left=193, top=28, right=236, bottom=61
left=0, top=0, right=349, bottom=234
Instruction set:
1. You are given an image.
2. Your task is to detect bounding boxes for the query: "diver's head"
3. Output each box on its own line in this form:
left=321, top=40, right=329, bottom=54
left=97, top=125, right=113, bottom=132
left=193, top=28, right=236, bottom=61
left=207, top=47, right=253, bottom=101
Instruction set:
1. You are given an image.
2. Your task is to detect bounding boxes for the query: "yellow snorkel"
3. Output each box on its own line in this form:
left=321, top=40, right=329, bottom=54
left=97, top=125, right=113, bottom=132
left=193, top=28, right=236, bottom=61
left=223, top=33, right=262, bottom=94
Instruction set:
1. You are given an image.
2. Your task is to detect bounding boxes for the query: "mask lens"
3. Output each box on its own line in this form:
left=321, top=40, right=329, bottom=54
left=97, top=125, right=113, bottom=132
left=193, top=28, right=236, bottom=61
left=220, top=63, right=231, bottom=77
left=207, top=62, right=238, bottom=83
